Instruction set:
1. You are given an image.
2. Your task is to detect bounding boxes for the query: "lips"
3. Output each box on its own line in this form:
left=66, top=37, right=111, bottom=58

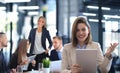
left=78, top=35, right=85, bottom=39
left=77, top=35, right=86, bottom=42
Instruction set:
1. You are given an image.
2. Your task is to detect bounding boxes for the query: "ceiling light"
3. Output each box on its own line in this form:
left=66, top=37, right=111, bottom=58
left=89, top=19, right=105, bottom=23
left=28, top=11, right=39, bottom=16
left=104, top=15, right=120, bottom=19
left=89, top=19, right=98, bottom=22
left=82, top=12, right=96, bottom=16
left=87, top=6, right=98, bottom=9
left=0, top=7, right=6, bottom=11
left=102, top=7, right=110, bottom=10
left=87, top=5, right=110, bottom=10
left=18, top=6, right=39, bottom=10
left=0, top=0, right=31, bottom=3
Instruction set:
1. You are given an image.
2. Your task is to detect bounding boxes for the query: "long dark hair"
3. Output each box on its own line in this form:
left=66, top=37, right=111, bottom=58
left=14, top=39, right=28, bottom=65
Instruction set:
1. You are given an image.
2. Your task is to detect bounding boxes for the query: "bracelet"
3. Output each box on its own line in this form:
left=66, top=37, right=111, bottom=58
left=105, top=54, right=112, bottom=60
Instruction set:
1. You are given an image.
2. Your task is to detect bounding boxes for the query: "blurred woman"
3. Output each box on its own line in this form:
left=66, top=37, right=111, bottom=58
left=28, top=16, right=52, bottom=69
left=9, top=39, right=35, bottom=72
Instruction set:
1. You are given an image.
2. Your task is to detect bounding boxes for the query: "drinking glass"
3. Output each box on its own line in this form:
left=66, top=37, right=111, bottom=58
left=38, top=63, right=43, bottom=72
left=22, top=64, right=28, bottom=72
left=17, top=65, right=23, bottom=73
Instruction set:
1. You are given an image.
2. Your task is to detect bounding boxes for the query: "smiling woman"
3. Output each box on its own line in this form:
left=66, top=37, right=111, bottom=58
left=61, top=16, right=119, bottom=73
left=28, top=16, right=52, bottom=70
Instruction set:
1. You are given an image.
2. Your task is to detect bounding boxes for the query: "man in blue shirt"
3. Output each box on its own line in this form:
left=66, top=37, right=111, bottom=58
left=0, top=32, right=8, bottom=73
left=50, top=36, right=63, bottom=61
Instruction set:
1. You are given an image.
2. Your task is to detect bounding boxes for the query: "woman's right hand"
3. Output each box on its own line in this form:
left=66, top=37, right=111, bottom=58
left=10, top=69, right=16, bottom=73
left=45, top=49, right=49, bottom=54
left=71, top=64, right=82, bottom=73
left=21, top=59, right=29, bottom=65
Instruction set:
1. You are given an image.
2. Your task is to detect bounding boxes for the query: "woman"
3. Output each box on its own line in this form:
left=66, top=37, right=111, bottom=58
left=28, top=16, right=52, bottom=70
left=61, top=16, right=119, bottom=73
left=9, top=39, right=35, bottom=72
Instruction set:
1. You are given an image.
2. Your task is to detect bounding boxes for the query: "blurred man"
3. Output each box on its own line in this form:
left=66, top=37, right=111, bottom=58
left=0, top=32, right=8, bottom=73
left=50, top=36, right=63, bottom=61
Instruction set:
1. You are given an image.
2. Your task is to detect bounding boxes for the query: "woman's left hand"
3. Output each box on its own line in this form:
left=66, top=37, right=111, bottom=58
left=10, top=69, right=16, bottom=73
left=105, top=42, right=119, bottom=58
left=71, top=64, right=83, bottom=73
left=31, top=60, right=36, bottom=66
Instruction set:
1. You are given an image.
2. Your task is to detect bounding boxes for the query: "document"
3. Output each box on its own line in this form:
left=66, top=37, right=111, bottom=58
left=76, top=49, right=97, bottom=73
left=28, top=55, right=36, bottom=63
left=50, top=60, right=61, bottom=72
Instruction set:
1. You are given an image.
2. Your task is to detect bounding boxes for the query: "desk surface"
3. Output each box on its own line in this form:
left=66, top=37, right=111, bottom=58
left=23, top=60, right=61, bottom=73
left=24, top=70, right=60, bottom=73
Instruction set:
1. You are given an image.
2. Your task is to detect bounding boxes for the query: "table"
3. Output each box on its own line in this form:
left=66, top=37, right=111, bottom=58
left=24, top=60, right=61, bottom=73
left=24, top=70, right=60, bottom=73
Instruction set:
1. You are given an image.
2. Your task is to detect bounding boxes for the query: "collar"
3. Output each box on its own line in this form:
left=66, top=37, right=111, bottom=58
left=77, top=44, right=86, bottom=49
left=56, top=47, right=63, bottom=52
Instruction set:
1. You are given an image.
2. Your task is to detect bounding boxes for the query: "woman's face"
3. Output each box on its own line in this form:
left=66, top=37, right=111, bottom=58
left=76, top=23, right=89, bottom=44
left=37, top=18, right=45, bottom=28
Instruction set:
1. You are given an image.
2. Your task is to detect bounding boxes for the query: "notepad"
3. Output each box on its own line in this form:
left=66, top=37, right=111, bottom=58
left=28, top=55, right=36, bottom=63
left=50, top=60, right=61, bottom=72
left=76, top=49, right=97, bottom=73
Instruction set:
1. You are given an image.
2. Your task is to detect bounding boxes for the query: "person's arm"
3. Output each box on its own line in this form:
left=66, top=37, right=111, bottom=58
left=61, top=47, right=71, bottom=73
left=28, top=29, right=35, bottom=55
left=28, top=29, right=33, bottom=43
left=105, top=43, right=119, bottom=60
left=61, top=44, right=82, bottom=73
left=97, top=43, right=118, bottom=73
left=10, top=69, right=16, bottom=73
left=50, top=50, right=54, bottom=61
left=9, top=54, right=18, bottom=69
left=61, top=47, right=82, bottom=73
left=50, top=50, right=60, bottom=61
left=46, top=30, right=52, bottom=49
left=27, top=60, right=36, bottom=71
left=45, top=30, right=52, bottom=54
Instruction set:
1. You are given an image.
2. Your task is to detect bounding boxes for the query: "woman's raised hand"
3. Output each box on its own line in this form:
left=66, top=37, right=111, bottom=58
left=105, top=42, right=119, bottom=59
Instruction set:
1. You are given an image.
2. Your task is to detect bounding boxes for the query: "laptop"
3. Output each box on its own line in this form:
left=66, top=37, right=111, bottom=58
left=76, top=49, right=97, bottom=73
left=50, top=60, right=61, bottom=72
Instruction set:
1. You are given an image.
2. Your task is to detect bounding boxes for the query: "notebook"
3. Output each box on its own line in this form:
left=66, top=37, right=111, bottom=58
left=76, top=49, right=97, bottom=73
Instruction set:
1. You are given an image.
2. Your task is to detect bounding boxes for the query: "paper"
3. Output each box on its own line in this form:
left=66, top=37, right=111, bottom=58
left=50, top=60, right=61, bottom=72
left=28, top=55, right=36, bottom=63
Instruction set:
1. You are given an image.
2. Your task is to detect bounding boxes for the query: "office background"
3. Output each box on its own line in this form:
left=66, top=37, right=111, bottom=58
left=0, top=0, right=120, bottom=72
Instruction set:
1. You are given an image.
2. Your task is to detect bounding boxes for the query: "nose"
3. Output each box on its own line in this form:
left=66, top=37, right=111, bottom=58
left=79, top=30, right=83, bottom=34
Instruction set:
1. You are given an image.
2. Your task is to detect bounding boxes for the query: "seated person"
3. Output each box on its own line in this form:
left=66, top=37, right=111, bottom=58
left=108, top=54, right=118, bottom=73
left=0, top=32, right=9, bottom=73
left=114, top=56, right=120, bottom=71
left=9, top=39, right=36, bottom=72
left=50, top=36, right=63, bottom=61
